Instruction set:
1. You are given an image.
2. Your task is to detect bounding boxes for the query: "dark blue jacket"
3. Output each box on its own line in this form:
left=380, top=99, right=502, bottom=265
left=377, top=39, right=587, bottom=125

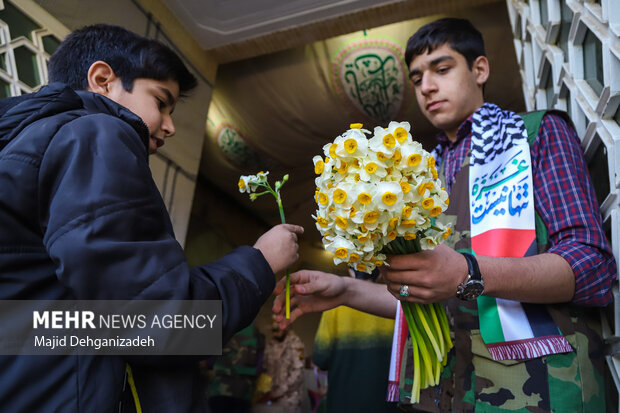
left=0, top=83, right=275, bottom=412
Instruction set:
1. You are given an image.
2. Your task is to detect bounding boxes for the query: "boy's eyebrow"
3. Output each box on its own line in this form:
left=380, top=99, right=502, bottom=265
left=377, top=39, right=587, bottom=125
left=408, top=55, right=456, bottom=79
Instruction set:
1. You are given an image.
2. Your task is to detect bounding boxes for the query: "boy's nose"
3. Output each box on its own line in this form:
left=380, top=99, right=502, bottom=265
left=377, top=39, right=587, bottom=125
left=162, top=114, right=175, bottom=137
left=420, top=76, right=437, bottom=95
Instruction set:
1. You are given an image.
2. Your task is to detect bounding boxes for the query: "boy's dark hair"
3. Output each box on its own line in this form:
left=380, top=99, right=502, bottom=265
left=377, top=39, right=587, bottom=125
left=48, top=24, right=197, bottom=95
left=405, top=18, right=485, bottom=69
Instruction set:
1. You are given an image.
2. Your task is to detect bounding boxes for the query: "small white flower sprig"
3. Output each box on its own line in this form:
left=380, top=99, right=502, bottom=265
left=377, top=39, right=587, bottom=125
left=312, top=122, right=452, bottom=274
left=238, top=171, right=292, bottom=318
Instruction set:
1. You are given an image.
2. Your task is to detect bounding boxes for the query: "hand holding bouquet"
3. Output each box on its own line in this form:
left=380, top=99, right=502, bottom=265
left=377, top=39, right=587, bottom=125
left=312, top=122, right=453, bottom=402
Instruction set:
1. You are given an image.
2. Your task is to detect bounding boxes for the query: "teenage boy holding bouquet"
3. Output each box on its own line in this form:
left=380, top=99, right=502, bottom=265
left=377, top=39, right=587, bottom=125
left=274, top=18, right=616, bottom=412
left=0, top=24, right=303, bottom=412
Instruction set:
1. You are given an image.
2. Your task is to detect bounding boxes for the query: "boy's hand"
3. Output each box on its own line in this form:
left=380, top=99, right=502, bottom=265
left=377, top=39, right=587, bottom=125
left=272, top=270, right=348, bottom=329
left=253, top=224, right=304, bottom=274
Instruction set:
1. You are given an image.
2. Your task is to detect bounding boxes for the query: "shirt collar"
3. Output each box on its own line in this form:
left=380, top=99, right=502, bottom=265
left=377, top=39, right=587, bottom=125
left=436, top=112, right=474, bottom=149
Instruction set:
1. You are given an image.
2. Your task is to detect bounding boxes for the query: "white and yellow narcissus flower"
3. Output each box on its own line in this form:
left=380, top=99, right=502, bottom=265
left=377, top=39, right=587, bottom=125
left=238, top=171, right=269, bottom=193
left=312, top=122, right=452, bottom=273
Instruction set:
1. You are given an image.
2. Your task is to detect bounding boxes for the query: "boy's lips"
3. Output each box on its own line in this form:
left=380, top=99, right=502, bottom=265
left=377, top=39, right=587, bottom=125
left=151, top=136, right=165, bottom=148
left=426, top=100, right=445, bottom=112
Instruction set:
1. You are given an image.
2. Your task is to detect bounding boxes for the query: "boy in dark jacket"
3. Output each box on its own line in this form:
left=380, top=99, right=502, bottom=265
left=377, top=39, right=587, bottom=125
left=0, top=24, right=303, bottom=412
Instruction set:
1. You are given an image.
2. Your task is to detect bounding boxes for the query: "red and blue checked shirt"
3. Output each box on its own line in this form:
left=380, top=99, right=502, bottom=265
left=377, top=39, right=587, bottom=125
left=434, top=111, right=617, bottom=306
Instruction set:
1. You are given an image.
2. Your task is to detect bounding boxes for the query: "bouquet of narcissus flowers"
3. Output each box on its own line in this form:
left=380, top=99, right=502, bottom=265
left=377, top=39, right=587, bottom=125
left=312, top=122, right=453, bottom=402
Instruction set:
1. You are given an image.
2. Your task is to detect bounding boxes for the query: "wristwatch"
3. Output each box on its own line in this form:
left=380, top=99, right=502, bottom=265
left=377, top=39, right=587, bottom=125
left=456, top=252, right=485, bottom=300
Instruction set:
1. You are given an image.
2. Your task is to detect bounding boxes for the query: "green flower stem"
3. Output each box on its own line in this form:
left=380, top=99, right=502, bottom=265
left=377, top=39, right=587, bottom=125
left=401, top=303, right=422, bottom=402
left=401, top=303, right=421, bottom=403
left=414, top=304, right=442, bottom=364
left=427, top=303, right=445, bottom=356
left=250, top=179, right=291, bottom=319
left=435, top=302, right=453, bottom=355
left=274, top=194, right=291, bottom=320
left=405, top=303, right=435, bottom=387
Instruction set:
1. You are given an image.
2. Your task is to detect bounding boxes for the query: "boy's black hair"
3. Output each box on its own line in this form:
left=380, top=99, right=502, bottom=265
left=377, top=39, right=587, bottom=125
left=405, top=18, right=485, bottom=69
left=48, top=24, right=197, bottom=95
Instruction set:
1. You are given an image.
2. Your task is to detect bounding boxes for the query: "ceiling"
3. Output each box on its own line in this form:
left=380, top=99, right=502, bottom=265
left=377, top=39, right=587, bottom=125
left=162, top=0, right=507, bottom=63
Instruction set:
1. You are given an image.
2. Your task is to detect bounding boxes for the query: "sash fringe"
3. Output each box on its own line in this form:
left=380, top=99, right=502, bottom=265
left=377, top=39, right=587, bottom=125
left=486, top=336, right=574, bottom=361
left=387, top=382, right=400, bottom=402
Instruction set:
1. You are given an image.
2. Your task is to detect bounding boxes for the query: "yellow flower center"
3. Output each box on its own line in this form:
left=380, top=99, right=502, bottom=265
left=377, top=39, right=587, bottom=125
left=422, top=197, right=434, bottom=209
left=356, top=263, right=367, bottom=272
left=335, top=216, right=348, bottom=229
left=394, top=127, right=408, bottom=143
left=329, top=144, right=337, bottom=158
left=352, top=159, right=360, bottom=167
left=238, top=179, right=246, bottom=189
left=377, top=152, right=388, bottom=161
left=400, top=182, right=411, bottom=194
left=358, top=192, right=372, bottom=205
left=393, top=149, right=402, bottom=164
left=357, top=234, right=369, bottom=243
left=442, top=227, right=452, bottom=239
left=335, top=247, right=348, bottom=259
left=337, top=161, right=348, bottom=175
left=417, top=182, right=434, bottom=196
left=374, top=260, right=383, bottom=266
left=408, top=154, right=422, bottom=167
left=344, top=138, right=357, bottom=154
left=402, top=205, right=413, bottom=217
left=404, top=232, right=417, bottom=240
left=445, top=197, right=450, bottom=206
left=387, top=230, right=397, bottom=240
left=389, top=217, right=399, bottom=228
left=382, top=192, right=397, bottom=206
left=318, top=192, right=329, bottom=205
left=350, top=123, right=363, bottom=129
left=317, top=217, right=328, bottom=227
left=365, top=162, right=378, bottom=174
left=383, top=133, right=396, bottom=148
left=401, top=219, right=417, bottom=228
left=314, top=160, right=325, bottom=174
left=354, top=174, right=361, bottom=182
left=349, top=205, right=357, bottom=217
left=361, top=224, right=368, bottom=232
left=431, top=166, right=438, bottom=179
left=428, top=156, right=436, bottom=169
left=364, top=211, right=379, bottom=223
left=348, top=253, right=361, bottom=263
left=333, top=188, right=347, bottom=204
left=430, top=206, right=442, bottom=217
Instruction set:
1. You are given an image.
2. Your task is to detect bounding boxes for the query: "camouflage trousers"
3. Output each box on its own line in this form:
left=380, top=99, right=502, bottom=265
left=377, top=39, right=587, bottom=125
left=397, top=300, right=607, bottom=412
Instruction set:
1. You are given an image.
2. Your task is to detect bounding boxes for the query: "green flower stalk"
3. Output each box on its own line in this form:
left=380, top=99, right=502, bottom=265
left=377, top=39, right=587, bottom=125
left=238, top=172, right=292, bottom=318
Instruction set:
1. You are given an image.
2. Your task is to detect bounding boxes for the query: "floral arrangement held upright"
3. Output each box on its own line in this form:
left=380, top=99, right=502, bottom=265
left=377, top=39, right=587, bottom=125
left=312, top=122, right=453, bottom=403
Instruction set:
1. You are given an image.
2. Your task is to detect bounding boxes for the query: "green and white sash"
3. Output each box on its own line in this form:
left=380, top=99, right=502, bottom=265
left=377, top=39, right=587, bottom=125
left=470, top=103, right=573, bottom=360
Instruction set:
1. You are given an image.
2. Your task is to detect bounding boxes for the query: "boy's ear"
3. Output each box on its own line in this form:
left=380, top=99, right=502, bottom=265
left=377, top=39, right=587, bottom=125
left=86, top=61, right=117, bottom=95
left=472, top=56, right=490, bottom=87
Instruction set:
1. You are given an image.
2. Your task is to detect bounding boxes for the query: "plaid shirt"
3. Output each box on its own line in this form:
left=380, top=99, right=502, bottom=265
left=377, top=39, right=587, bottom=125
left=434, top=112, right=617, bottom=306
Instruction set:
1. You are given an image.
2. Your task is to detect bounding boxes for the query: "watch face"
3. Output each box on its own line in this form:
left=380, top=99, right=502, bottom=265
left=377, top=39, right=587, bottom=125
left=459, top=280, right=485, bottom=301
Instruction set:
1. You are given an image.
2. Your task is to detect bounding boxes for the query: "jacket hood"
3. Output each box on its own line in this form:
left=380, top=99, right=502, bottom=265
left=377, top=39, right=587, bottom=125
left=0, top=83, right=149, bottom=152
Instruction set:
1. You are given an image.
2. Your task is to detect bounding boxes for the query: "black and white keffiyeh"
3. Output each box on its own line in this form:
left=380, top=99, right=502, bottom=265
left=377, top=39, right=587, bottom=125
left=469, top=102, right=528, bottom=165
